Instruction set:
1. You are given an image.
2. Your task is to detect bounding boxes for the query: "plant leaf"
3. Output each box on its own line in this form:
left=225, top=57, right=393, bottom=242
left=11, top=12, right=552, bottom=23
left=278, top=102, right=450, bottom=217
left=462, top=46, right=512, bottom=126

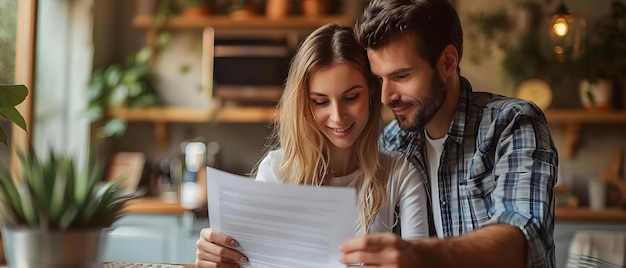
left=0, top=85, right=28, bottom=107
left=49, top=158, right=70, bottom=224
left=0, top=106, right=27, bottom=132
left=0, top=170, right=23, bottom=216
left=18, top=180, right=37, bottom=227
left=0, top=127, right=7, bottom=145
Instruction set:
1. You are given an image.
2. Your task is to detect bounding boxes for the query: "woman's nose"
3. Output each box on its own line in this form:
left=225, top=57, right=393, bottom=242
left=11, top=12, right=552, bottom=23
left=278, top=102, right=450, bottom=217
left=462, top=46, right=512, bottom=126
left=330, top=103, right=346, bottom=122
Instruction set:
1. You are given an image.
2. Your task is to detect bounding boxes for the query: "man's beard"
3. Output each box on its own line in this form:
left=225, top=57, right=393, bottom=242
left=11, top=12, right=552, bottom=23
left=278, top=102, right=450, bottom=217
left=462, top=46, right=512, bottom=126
left=390, top=69, right=447, bottom=132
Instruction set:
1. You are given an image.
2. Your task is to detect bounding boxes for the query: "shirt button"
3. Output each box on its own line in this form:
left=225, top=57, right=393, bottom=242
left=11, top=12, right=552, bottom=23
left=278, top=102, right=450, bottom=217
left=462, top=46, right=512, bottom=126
left=441, top=199, right=447, bottom=206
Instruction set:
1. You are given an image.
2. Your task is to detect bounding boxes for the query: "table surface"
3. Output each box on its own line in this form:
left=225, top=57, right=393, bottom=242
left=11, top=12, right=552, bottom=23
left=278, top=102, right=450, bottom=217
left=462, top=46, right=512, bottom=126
left=102, top=262, right=197, bottom=268
left=1, top=263, right=198, bottom=268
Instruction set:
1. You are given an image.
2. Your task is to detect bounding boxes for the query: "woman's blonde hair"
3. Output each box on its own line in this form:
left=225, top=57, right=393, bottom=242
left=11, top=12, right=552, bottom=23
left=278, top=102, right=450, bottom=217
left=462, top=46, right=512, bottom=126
left=260, top=23, right=387, bottom=232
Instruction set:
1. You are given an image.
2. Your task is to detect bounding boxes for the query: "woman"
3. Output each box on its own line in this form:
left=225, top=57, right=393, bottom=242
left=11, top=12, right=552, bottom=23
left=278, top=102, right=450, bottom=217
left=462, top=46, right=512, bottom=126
left=196, top=23, right=428, bottom=268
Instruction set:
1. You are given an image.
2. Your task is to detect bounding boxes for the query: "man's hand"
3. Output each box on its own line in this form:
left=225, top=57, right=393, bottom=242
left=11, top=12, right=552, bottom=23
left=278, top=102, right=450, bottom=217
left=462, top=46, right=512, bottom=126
left=338, top=233, right=428, bottom=267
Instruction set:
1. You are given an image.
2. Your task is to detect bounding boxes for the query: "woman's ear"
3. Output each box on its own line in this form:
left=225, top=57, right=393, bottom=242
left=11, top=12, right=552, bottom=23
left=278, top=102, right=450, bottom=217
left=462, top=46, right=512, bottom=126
left=438, top=44, right=459, bottom=77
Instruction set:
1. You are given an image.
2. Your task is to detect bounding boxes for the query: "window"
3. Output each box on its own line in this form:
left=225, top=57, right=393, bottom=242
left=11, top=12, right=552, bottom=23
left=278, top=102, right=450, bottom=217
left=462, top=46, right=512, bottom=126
left=0, top=0, right=18, bottom=170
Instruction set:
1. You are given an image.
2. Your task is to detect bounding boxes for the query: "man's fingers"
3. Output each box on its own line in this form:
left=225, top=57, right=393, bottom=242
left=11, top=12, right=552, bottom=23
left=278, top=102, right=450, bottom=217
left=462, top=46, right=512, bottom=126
left=340, top=251, right=383, bottom=265
left=339, top=233, right=401, bottom=252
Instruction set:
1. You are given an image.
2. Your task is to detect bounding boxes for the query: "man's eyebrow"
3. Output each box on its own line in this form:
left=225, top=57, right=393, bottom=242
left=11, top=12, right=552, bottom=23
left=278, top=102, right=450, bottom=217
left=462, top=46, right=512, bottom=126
left=385, top=67, right=412, bottom=77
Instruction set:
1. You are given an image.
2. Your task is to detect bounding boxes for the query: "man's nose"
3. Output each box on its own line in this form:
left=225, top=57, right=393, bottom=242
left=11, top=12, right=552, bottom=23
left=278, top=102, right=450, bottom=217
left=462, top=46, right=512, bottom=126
left=380, top=80, right=399, bottom=105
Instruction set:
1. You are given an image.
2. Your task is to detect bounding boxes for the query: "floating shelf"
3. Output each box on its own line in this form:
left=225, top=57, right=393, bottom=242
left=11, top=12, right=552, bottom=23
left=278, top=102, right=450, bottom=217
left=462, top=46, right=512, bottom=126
left=109, top=107, right=626, bottom=155
left=132, top=15, right=353, bottom=30
left=544, top=109, right=626, bottom=158
left=108, top=106, right=277, bottom=123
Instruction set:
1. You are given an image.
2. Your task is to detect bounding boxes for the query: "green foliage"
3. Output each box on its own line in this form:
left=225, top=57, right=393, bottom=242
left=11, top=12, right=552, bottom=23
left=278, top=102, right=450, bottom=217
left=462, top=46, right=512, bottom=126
left=228, top=0, right=261, bottom=12
left=87, top=48, right=161, bottom=138
left=467, top=1, right=579, bottom=84
left=572, top=1, right=626, bottom=83
left=183, top=0, right=211, bottom=8
left=0, top=0, right=18, bottom=85
left=0, top=84, right=28, bottom=144
left=0, top=150, right=132, bottom=230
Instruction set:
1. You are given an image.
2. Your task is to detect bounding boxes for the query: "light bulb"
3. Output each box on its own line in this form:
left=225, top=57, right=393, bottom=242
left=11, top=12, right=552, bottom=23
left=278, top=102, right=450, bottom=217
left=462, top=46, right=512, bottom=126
left=553, top=17, right=569, bottom=36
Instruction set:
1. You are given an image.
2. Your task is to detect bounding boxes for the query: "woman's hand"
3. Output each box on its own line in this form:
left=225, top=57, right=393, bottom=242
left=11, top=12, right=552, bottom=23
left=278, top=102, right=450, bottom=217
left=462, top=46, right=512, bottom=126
left=196, top=228, right=248, bottom=268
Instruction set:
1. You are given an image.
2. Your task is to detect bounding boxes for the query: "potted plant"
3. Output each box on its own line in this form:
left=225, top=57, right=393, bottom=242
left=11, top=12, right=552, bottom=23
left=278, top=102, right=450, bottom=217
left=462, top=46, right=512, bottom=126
left=0, top=84, right=28, bottom=145
left=180, top=0, right=212, bottom=17
left=0, top=149, right=133, bottom=267
left=87, top=47, right=161, bottom=138
left=574, top=1, right=626, bottom=110
left=228, top=0, right=260, bottom=19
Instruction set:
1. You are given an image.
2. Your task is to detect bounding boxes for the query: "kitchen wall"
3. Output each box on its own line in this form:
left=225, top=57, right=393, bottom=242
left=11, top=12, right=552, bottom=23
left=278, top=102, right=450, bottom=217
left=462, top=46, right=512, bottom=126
left=93, top=0, right=626, bottom=204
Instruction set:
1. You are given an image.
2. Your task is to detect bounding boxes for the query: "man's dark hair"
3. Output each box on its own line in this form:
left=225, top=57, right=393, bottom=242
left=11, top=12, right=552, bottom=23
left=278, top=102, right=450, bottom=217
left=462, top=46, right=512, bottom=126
left=355, top=0, right=463, bottom=72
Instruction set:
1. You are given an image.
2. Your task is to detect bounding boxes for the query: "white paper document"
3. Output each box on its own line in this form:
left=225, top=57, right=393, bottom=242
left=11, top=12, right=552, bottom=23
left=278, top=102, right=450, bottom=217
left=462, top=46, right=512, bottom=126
left=206, top=167, right=357, bottom=268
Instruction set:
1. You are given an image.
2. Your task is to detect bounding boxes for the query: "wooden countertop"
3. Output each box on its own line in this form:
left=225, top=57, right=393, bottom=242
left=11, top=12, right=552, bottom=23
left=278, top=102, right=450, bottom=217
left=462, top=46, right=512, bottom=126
left=125, top=197, right=626, bottom=222
left=124, top=197, right=189, bottom=214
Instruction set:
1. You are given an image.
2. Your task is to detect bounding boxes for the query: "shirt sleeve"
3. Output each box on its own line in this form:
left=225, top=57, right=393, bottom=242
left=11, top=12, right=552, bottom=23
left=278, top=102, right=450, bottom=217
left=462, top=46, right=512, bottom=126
left=254, top=149, right=283, bottom=183
left=390, top=154, right=430, bottom=240
left=487, top=110, right=558, bottom=268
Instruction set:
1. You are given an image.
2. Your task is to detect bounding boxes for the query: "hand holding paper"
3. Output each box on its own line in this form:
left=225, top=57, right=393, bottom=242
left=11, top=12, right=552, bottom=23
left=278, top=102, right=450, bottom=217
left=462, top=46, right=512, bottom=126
left=206, top=167, right=358, bottom=268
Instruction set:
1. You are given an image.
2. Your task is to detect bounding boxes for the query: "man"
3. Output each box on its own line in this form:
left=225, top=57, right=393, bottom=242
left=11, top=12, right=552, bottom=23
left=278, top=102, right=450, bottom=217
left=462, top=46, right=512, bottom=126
left=339, top=0, right=558, bottom=267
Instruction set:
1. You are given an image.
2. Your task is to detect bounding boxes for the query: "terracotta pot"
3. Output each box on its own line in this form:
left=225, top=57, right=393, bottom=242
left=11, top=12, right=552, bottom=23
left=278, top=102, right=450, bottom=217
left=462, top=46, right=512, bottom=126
left=136, top=0, right=160, bottom=15
left=183, top=5, right=211, bottom=17
left=301, top=0, right=328, bottom=17
left=266, top=0, right=290, bottom=19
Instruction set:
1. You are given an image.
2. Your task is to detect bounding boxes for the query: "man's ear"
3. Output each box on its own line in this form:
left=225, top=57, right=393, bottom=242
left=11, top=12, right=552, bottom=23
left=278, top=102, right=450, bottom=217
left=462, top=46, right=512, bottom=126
left=438, top=44, right=458, bottom=77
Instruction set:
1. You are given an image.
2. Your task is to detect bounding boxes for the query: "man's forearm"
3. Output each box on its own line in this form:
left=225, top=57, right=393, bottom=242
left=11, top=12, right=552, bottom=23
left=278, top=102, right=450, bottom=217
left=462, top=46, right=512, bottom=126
left=410, top=224, right=528, bottom=268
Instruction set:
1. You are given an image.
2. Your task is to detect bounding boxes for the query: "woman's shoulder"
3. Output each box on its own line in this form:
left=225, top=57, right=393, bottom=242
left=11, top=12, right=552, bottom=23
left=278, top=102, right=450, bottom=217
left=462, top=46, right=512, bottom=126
left=256, top=149, right=284, bottom=183
left=377, top=150, right=408, bottom=167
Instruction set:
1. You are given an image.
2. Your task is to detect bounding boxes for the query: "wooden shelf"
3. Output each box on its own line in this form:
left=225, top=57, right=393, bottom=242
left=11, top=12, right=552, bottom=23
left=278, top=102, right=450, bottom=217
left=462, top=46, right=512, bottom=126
left=544, top=109, right=626, bottom=158
left=109, top=106, right=395, bottom=124
left=108, top=106, right=277, bottom=123
left=108, top=106, right=394, bottom=150
left=556, top=207, right=626, bottom=223
left=133, top=15, right=353, bottom=30
left=545, top=109, right=626, bottom=123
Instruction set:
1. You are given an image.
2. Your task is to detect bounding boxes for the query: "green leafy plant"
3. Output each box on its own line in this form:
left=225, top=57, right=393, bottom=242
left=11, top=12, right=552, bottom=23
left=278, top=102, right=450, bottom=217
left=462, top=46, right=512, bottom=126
left=0, top=85, right=28, bottom=145
left=467, top=1, right=569, bottom=84
left=0, top=150, right=132, bottom=230
left=572, top=1, right=626, bottom=84
left=228, top=0, right=261, bottom=14
left=87, top=48, right=161, bottom=138
left=183, top=0, right=211, bottom=8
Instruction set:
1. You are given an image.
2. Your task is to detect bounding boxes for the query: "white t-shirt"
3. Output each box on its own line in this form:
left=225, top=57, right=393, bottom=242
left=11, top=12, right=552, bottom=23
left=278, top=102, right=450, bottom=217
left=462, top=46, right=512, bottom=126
left=255, top=149, right=429, bottom=240
left=425, top=132, right=447, bottom=238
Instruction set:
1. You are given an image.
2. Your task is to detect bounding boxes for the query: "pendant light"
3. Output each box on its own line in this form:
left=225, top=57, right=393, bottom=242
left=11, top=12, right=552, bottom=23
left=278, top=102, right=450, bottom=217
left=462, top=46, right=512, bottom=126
left=547, top=1, right=586, bottom=61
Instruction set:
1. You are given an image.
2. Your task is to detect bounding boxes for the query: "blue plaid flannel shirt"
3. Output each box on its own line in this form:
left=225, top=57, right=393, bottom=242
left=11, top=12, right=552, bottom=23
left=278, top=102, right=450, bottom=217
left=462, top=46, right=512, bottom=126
left=381, top=77, right=558, bottom=268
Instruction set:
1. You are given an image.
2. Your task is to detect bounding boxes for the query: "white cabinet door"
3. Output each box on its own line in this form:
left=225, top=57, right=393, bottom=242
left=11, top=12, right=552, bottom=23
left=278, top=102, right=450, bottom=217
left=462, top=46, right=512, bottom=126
left=104, top=214, right=180, bottom=263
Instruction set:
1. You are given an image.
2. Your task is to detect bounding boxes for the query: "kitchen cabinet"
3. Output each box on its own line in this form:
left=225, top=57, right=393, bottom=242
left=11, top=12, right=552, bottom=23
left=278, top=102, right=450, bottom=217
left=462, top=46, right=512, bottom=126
left=104, top=212, right=208, bottom=264
left=104, top=214, right=182, bottom=264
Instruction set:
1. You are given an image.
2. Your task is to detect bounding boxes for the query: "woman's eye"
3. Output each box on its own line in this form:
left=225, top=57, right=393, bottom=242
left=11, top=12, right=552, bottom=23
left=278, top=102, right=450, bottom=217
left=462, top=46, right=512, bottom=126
left=313, top=100, right=328, bottom=106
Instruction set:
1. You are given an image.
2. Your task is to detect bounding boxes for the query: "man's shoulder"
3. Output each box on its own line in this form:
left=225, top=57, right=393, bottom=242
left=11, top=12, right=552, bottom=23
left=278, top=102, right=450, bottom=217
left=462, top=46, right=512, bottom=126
left=470, top=91, right=546, bottom=121
left=381, top=120, right=416, bottom=152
